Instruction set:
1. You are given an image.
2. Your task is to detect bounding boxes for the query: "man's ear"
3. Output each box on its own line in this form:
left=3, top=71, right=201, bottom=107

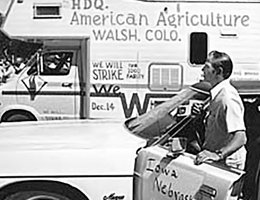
left=216, top=67, right=224, bottom=76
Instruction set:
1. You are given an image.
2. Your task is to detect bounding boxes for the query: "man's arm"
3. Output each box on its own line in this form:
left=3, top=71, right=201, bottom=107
left=194, top=130, right=247, bottom=165
left=218, top=130, right=247, bottom=158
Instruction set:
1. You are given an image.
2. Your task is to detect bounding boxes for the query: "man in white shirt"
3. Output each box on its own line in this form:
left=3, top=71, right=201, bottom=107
left=193, top=50, right=247, bottom=170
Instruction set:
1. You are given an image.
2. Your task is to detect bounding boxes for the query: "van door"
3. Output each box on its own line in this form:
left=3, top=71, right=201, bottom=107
left=16, top=49, right=80, bottom=120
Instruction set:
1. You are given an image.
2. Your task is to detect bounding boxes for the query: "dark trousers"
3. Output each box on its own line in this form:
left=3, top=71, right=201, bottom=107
left=243, top=139, right=260, bottom=200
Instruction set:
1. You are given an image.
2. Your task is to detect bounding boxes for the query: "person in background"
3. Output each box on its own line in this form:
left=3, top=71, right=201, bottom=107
left=0, top=58, right=16, bottom=83
left=13, top=56, right=25, bottom=74
left=192, top=50, right=247, bottom=170
left=242, top=97, right=260, bottom=200
left=2, top=60, right=15, bottom=81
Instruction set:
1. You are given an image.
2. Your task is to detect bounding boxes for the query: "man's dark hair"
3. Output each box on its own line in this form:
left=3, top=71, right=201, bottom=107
left=207, top=50, right=233, bottom=79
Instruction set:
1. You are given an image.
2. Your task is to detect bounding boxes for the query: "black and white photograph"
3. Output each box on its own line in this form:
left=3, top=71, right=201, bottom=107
left=0, top=0, right=259, bottom=199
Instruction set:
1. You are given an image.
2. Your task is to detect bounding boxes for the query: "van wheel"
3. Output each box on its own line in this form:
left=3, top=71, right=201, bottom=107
left=4, top=191, right=72, bottom=200
left=2, top=112, right=37, bottom=122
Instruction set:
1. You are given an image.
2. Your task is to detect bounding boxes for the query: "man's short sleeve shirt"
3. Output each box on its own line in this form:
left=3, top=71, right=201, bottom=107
left=203, top=79, right=246, bottom=151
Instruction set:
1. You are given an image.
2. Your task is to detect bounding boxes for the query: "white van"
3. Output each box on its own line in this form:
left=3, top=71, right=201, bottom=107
left=1, top=0, right=260, bottom=122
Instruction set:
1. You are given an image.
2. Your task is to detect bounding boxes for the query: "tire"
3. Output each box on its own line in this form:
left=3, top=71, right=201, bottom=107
left=4, top=191, right=72, bottom=200
left=3, top=112, right=36, bottom=122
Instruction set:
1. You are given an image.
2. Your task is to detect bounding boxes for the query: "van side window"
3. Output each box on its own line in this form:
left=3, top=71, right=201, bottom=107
left=41, top=52, right=73, bottom=76
left=190, top=32, right=208, bottom=65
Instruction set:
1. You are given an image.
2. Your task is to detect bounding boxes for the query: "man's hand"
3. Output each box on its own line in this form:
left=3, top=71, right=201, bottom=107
left=194, top=150, right=221, bottom=165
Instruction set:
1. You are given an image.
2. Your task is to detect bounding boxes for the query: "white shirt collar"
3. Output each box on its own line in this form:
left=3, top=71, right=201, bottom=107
left=210, top=79, right=230, bottom=100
